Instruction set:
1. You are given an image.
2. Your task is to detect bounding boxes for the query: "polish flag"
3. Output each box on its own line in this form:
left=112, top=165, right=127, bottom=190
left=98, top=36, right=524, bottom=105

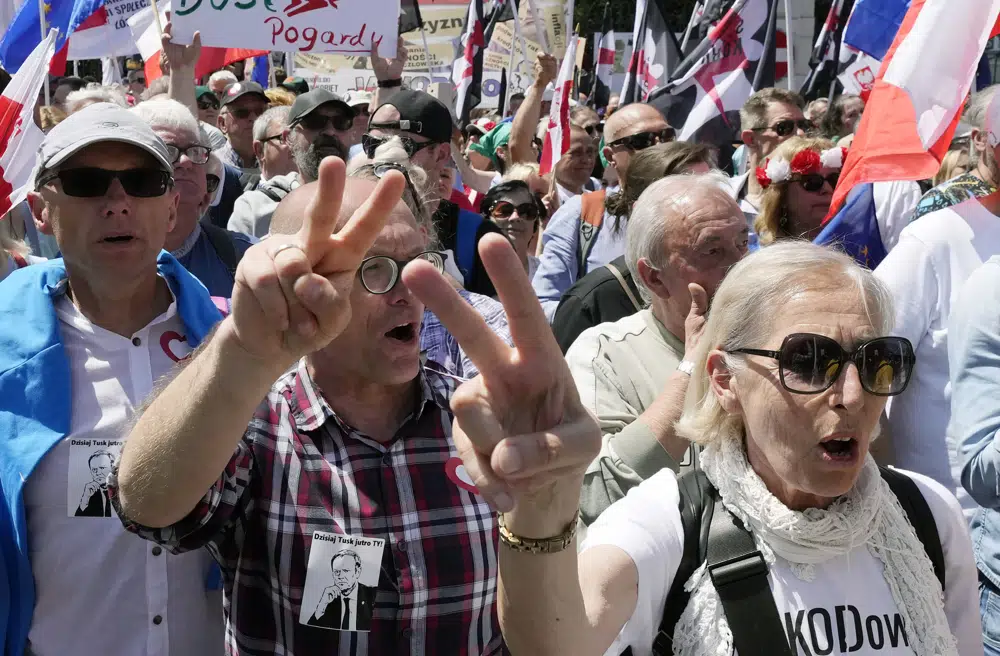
left=128, top=3, right=267, bottom=83
left=828, top=0, right=1000, bottom=220
left=539, top=35, right=578, bottom=176
left=0, top=31, right=56, bottom=217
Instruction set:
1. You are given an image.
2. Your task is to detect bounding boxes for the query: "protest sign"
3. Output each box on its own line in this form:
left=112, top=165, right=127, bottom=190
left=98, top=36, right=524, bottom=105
left=67, top=0, right=151, bottom=59
left=291, top=0, right=568, bottom=107
left=171, top=0, right=399, bottom=57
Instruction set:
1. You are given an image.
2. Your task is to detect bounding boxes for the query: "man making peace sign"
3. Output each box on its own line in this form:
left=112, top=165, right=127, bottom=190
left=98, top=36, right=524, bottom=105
left=112, top=158, right=504, bottom=655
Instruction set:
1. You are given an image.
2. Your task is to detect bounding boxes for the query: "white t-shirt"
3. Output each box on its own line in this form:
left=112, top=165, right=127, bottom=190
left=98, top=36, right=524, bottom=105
left=580, top=468, right=982, bottom=656
left=23, top=293, right=224, bottom=656
left=874, top=198, right=1000, bottom=506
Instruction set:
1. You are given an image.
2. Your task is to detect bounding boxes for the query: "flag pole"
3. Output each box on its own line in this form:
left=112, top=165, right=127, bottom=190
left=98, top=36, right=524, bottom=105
left=507, top=0, right=528, bottom=114
left=38, top=0, right=50, bottom=105
left=525, top=0, right=549, bottom=53
left=783, top=0, right=795, bottom=90
left=680, top=1, right=700, bottom=53
left=149, top=0, right=164, bottom=36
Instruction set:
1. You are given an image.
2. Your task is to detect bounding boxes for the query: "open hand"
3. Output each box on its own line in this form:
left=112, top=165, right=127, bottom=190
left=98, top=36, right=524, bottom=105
left=228, top=157, right=404, bottom=370
left=371, top=36, right=408, bottom=82
left=161, top=15, right=201, bottom=71
left=402, top=235, right=600, bottom=532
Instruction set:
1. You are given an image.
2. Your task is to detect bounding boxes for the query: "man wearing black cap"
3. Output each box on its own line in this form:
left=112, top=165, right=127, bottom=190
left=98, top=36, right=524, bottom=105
left=366, top=89, right=501, bottom=296
left=228, top=89, right=356, bottom=238
left=217, top=80, right=269, bottom=174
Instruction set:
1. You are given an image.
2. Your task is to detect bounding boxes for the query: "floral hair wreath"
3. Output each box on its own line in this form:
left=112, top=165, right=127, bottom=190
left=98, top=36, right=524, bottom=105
left=755, top=147, right=847, bottom=189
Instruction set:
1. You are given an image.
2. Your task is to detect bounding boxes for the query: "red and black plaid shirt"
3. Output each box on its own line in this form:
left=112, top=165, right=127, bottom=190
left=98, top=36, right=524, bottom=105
left=113, top=360, right=503, bottom=655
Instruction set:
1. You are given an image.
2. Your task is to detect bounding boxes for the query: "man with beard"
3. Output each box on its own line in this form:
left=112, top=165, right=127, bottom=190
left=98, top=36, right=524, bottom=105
left=133, top=99, right=254, bottom=296
left=228, top=89, right=353, bottom=238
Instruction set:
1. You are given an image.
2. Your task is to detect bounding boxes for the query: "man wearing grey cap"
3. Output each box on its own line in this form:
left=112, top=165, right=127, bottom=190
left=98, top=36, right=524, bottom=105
left=227, top=89, right=354, bottom=238
left=217, top=80, right=269, bottom=175
left=0, top=102, right=225, bottom=656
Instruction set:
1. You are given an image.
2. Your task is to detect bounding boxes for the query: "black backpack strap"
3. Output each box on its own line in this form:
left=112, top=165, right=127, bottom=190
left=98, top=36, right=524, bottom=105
left=200, top=222, right=240, bottom=280
left=258, top=183, right=289, bottom=204
left=879, top=466, right=945, bottom=589
left=706, top=501, right=793, bottom=656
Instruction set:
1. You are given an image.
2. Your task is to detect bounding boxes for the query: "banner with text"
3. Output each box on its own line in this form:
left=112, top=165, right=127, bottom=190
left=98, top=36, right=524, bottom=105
left=291, top=0, right=568, bottom=107
left=67, top=0, right=151, bottom=58
left=172, top=0, right=399, bottom=57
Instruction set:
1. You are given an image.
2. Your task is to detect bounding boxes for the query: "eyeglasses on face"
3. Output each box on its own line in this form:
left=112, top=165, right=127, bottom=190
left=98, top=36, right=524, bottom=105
left=608, top=128, right=676, bottom=151
left=728, top=333, right=915, bottom=396
left=37, top=167, right=173, bottom=198
left=228, top=106, right=265, bottom=121
left=794, top=172, right=839, bottom=193
left=361, top=133, right=438, bottom=159
left=488, top=200, right=540, bottom=222
left=359, top=250, right=448, bottom=294
left=165, top=144, right=211, bottom=165
left=355, top=161, right=426, bottom=221
left=206, top=174, right=221, bottom=194
left=259, top=133, right=285, bottom=146
left=198, top=99, right=220, bottom=111
left=294, top=112, right=353, bottom=133
left=752, top=118, right=813, bottom=137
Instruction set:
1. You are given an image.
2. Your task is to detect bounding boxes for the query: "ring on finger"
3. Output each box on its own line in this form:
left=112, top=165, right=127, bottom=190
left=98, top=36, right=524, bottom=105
left=272, top=243, right=304, bottom=259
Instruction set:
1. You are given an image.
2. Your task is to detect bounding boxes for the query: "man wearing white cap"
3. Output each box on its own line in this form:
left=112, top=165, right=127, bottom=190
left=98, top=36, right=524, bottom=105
left=874, top=88, right=1000, bottom=509
left=0, top=102, right=225, bottom=656
left=344, top=89, right=373, bottom=151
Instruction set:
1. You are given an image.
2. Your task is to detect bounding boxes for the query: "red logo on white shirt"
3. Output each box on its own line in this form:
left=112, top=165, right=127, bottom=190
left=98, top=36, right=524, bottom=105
left=160, top=331, right=191, bottom=362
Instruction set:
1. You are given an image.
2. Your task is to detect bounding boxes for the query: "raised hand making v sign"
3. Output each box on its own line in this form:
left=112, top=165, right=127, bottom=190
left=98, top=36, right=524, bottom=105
left=403, top=233, right=604, bottom=652
left=115, top=157, right=405, bottom=528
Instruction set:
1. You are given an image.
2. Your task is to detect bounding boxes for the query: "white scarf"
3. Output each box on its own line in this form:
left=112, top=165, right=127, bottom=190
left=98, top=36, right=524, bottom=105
left=670, top=437, right=959, bottom=656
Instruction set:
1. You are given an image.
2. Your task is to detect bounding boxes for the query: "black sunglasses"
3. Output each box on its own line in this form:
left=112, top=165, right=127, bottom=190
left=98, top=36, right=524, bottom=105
left=729, top=333, right=915, bottom=396
left=228, top=107, right=264, bottom=121
left=581, top=123, right=603, bottom=137
left=359, top=250, right=448, bottom=295
left=361, top=133, right=438, bottom=159
left=488, top=200, right=540, bottom=222
left=753, top=118, right=813, bottom=137
left=294, top=112, right=353, bottom=132
left=38, top=168, right=173, bottom=198
left=259, top=133, right=284, bottom=145
left=795, top=172, right=839, bottom=193
left=165, top=144, right=211, bottom=165
left=356, top=161, right=426, bottom=221
left=206, top=173, right=221, bottom=194
left=198, top=99, right=220, bottom=111
left=608, top=128, right=676, bottom=151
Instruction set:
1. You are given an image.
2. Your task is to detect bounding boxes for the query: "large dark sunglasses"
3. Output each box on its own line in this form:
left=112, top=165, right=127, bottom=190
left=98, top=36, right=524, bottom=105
left=729, top=333, right=915, bottom=396
left=608, top=128, right=676, bottom=151
left=206, top=173, right=221, bottom=194
left=488, top=200, right=540, bottom=222
left=359, top=250, right=448, bottom=294
left=166, top=144, right=211, bottom=165
left=361, top=133, right=438, bottom=159
left=198, top=98, right=220, bottom=111
left=355, top=161, right=426, bottom=221
left=294, top=112, right=353, bottom=132
left=228, top=107, right=264, bottom=121
left=795, top=172, right=839, bottom=193
left=753, top=118, right=813, bottom=137
left=37, top=168, right=173, bottom=198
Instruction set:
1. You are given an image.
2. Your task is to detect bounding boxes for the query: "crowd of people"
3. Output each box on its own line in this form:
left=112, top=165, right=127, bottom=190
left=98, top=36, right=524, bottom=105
left=3, top=16, right=1000, bottom=656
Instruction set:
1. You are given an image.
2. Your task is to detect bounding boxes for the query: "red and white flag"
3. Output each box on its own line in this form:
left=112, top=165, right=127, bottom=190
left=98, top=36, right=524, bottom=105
left=539, top=36, right=578, bottom=176
left=828, top=0, right=1000, bottom=219
left=0, top=30, right=55, bottom=217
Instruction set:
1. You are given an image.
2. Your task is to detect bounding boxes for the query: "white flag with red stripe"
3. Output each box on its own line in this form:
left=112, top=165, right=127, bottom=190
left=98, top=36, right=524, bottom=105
left=0, top=30, right=56, bottom=217
left=539, top=36, right=578, bottom=176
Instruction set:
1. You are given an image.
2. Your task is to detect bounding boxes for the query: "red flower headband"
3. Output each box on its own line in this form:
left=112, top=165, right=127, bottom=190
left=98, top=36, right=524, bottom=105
left=756, top=147, right=847, bottom=189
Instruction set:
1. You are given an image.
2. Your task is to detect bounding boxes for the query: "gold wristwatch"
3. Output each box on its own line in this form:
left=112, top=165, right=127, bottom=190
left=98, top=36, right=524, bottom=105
left=497, top=511, right=579, bottom=554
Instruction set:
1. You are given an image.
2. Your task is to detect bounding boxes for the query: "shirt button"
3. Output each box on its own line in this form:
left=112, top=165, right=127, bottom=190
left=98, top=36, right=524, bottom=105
left=132, top=336, right=142, bottom=346
left=401, top=627, right=412, bottom=639
left=152, top=546, right=162, bottom=556
left=396, top=540, right=407, bottom=552
left=152, top=615, right=163, bottom=625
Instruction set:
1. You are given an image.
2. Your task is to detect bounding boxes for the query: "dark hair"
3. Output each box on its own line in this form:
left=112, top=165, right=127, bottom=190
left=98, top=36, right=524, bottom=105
left=479, top=180, right=544, bottom=227
left=56, top=76, right=87, bottom=92
left=605, top=142, right=717, bottom=231
left=510, top=92, right=525, bottom=102
left=820, top=94, right=863, bottom=140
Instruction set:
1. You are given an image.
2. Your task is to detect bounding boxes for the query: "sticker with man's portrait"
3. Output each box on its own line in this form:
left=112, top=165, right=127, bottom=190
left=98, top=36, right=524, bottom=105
left=299, top=532, right=385, bottom=632
left=67, top=438, right=124, bottom=518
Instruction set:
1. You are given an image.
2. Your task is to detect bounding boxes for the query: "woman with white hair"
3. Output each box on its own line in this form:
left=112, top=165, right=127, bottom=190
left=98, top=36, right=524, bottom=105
left=404, top=240, right=983, bottom=656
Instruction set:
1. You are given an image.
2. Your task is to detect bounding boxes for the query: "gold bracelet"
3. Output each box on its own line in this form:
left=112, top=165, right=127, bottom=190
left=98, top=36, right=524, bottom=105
left=497, top=511, right=579, bottom=554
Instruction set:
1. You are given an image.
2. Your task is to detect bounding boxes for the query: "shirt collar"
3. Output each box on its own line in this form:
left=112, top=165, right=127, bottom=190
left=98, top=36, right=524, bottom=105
left=171, top=221, right=203, bottom=259
left=287, top=358, right=455, bottom=435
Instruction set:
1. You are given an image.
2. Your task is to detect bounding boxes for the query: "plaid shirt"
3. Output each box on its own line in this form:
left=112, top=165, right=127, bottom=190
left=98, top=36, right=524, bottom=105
left=420, top=290, right=511, bottom=380
left=112, top=360, right=503, bottom=656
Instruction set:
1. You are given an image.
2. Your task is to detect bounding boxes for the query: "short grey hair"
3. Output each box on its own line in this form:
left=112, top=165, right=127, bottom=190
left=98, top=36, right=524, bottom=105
left=209, top=70, right=238, bottom=88
left=964, top=85, right=999, bottom=130
left=131, top=98, right=203, bottom=146
left=65, top=84, right=128, bottom=114
left=675, top=241, right=895, bottom=447
left=253, top=106, right=291, bottom=142
left=624, top=170, right=737, bottom=303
